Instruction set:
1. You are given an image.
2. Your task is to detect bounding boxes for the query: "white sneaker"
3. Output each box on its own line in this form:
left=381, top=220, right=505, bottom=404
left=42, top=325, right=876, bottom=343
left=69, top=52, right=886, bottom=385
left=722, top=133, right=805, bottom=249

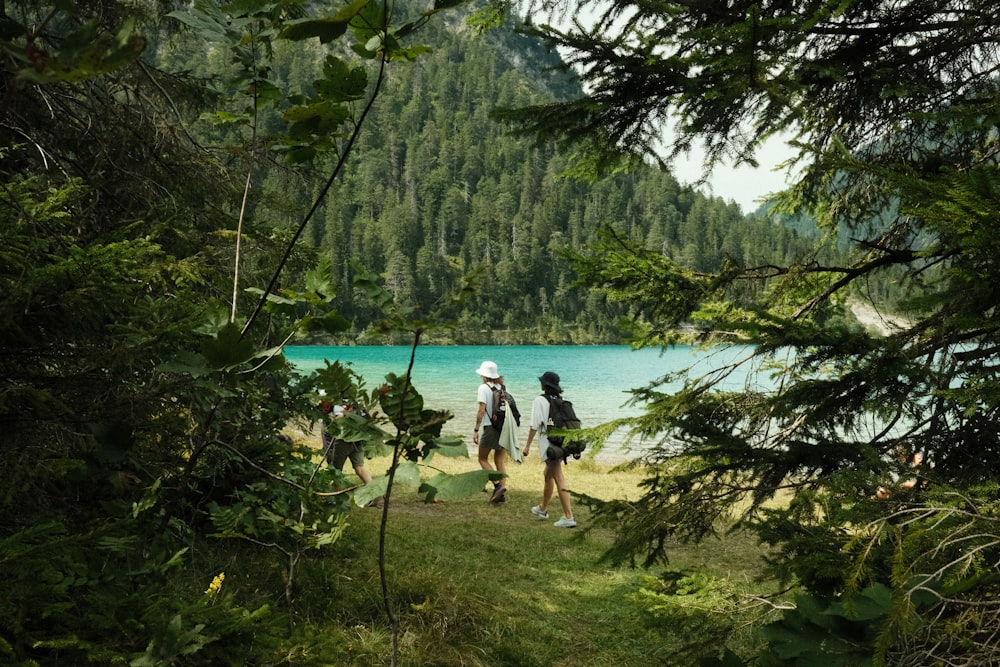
left=553, top=516, right=576, bottom=528
left=531, top=506, right=548, bottom=520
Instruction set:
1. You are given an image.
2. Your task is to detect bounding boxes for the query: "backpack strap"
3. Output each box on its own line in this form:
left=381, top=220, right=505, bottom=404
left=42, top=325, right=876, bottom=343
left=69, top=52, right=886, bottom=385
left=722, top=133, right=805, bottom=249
left=541, top=393, right=554, bottom=431
left=487, top=382, right=503, bottom=428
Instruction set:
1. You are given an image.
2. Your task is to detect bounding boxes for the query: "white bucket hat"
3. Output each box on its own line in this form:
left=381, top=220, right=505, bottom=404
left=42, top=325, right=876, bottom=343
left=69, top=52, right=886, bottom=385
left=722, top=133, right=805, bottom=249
left=475, top=360, right=500, bottom=379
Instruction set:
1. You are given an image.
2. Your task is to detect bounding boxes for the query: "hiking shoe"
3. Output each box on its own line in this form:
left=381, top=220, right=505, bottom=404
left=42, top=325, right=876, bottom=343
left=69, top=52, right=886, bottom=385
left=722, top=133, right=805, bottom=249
left=553, top=516, right=577, bottom=528
left=489, top=484, right=507, bottom=503
left=531, top=506, right=549, bottom=520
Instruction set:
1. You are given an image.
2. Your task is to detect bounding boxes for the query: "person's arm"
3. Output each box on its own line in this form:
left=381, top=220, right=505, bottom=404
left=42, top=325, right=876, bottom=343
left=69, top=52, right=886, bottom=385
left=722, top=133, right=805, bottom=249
left=522, top=427, right=537, bottom=457
left=473, top=401, right=486, bottom=445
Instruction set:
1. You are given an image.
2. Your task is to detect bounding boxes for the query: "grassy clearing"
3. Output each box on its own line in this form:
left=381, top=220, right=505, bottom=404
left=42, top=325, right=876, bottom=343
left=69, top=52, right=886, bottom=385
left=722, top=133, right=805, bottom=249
left=275, top=447, right=777, bottom=666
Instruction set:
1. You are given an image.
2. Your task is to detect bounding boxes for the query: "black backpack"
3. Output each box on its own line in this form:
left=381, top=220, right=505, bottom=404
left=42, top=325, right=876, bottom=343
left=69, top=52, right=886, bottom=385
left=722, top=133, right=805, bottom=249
left=544, top=394, right=584, bottom=460
left=489, top=384, right=521, bottom=429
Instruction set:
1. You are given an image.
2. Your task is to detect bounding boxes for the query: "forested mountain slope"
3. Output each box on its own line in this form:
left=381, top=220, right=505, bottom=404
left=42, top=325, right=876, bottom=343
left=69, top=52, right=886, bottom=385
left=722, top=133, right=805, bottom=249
left=243, top=10, right=820, bottom=343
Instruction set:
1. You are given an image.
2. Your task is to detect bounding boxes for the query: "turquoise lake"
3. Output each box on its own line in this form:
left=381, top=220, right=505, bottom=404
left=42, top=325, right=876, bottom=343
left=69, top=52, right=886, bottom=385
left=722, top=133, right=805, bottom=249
left=284, top=345, right=760, bottom=460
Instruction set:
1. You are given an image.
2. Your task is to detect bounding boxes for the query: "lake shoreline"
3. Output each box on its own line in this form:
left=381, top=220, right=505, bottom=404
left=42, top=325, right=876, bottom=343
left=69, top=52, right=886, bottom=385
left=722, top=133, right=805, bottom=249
left=284, top=343, right=724, bottom=463
left=289, top=422, right=642, bottom=468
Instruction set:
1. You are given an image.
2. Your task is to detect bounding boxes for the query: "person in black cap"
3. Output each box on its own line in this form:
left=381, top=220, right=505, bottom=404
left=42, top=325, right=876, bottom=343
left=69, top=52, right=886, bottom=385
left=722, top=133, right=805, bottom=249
left=522, top=371, right=576, bottom=527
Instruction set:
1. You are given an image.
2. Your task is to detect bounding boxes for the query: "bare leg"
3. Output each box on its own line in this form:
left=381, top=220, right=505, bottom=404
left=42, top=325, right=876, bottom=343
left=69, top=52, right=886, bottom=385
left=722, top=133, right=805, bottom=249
left=549, top=461, right=573, bottom=518
left=540, top=461, right=557, bottom=511
left=494, top=447, right=507, bottom=478
left=478, top=445, right=495, bottom=472
left=354, top=465, right=373, bottom=485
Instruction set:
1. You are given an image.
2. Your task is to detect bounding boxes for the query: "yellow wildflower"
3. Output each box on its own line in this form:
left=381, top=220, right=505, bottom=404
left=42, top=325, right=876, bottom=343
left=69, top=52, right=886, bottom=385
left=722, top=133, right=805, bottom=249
left=205, top=572, right=225, bottom=595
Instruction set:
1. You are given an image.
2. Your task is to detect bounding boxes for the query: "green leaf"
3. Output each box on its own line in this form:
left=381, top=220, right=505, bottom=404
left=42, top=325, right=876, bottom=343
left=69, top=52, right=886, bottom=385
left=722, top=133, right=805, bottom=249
left=350, top=0, right=385, bottom=41
left=200, top=323, right=256, bottom=369
left=192, top=306, right=232, bottom=336
left=282, top=100, right=342, bottom=124
left=166, top=5, right=233, bottom=42
left=281, top=18, right=350, bottom=43
left=157, top=548, right=190, bottom=575
left=423, top=435, right=468, bottom=458
left=379, top=373, right=425, bottom=428
left=354, top=476, right=388, bottom=506
left=301, top=311, right=351, bottom=334
left=158, top=351, right=213, bottom=378
left=431, top=0, right=467, bottom=11
left=283, top=145, right=317, bottom=163
left=391, top=44, right=433, bottom=62
left=281, top=0, right=370, bottom=44
left=393, top=461, right=421, bottom=487
left=831, top=584, right=892, bottom=621
left=198, top=110, right=250, bottom=126
left=314, top=56, right=368, bottom=102
left=305, top=259, right=335, bottom=298
left=418, top=470, right=498, bottom=503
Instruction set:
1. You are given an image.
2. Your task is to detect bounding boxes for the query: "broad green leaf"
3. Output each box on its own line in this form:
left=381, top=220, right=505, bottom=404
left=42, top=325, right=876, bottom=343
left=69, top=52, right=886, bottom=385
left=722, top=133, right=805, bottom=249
left=158, top=351, right=213, bottom=378
left=351, top=42, right=378, bottom=59
left=423, top=435, right=467, bottom=458
left=242, top=287, right=296, bottom=305
left=830, top=584, right=892, bottom=621
left=354, top=476, right=388, bottom=506
left=393, top=21, right=418, bottom=39
left=201, top=322, right=256, bottom=369
left=392, top=44, right=433, bottom=62
left=281, top=0, right=372, bottom=44
left=418, top=470, right=498, bottom=502
left=284, top=102, right=351, bottom=140
left=302, top=311, right=351, bottom=334
left=199, top=110, right=250, bottom=125
left=305, top=260, right=335, bottom=298
left=283, top=100, right=347, bottom=124
left=432, top=0, right=467, bottom=11
left=166, top=7, right=231, bottom=41
left=379, top=373, right=425, bottom=428
left=157, top=548, right=190, bottom=575
left=392, top=461, right=421, bottom=487
left=314, top=56, right=368, bottom=101
left=350, top=0, right=386, bottom=41
left=283, top=145, right=317, bottom=163
left=193, top=306, right=232, bottom=336
left=58, top=19, right=101, bottom=54
left=281, top=18, right=350, bottom=43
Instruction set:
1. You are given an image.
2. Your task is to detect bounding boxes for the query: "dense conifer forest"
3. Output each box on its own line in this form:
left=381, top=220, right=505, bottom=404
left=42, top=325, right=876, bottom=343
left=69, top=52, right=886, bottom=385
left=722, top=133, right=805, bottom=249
left=15, top=0, right=1000, bottom=664
left=167, top=10, right=822, bottom=344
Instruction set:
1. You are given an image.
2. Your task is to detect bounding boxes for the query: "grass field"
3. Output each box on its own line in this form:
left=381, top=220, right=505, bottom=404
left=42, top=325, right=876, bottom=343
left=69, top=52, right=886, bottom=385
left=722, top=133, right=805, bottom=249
left=280, top=447, right=777, bottom=666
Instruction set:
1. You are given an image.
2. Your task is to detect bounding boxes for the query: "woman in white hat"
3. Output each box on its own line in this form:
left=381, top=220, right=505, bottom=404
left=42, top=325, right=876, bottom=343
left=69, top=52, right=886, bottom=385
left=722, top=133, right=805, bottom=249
left=474, top=360, right=508, bottom=504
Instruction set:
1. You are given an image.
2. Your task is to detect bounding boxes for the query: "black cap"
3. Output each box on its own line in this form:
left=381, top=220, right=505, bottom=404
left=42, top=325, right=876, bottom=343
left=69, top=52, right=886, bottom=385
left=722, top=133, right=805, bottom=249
left=538, top=371, right=562, bottom=393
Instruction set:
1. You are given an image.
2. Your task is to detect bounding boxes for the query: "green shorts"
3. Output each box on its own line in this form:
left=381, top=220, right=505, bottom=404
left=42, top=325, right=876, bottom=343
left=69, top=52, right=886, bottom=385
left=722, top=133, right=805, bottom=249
left=323, top=431, right=364, bottom=471
left=479, top=424, right=501, bottom=451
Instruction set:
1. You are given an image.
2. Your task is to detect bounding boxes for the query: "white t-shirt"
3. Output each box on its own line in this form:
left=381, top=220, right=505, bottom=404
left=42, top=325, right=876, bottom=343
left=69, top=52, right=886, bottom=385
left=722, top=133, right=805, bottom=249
left=530, top=394, right=554, bottom=461
left=477, top=381, right=500, bottom=425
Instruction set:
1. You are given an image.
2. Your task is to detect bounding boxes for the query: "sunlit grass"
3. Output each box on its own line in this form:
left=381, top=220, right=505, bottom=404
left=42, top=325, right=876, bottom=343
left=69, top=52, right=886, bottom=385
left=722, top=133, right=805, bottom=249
left=279, top=439, right=779, bottom=665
